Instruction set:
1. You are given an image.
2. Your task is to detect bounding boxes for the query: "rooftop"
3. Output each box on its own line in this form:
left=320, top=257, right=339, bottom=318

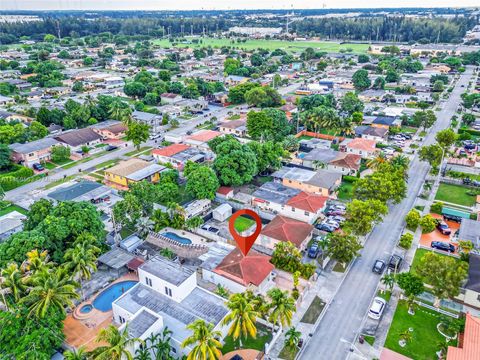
left=458, top=219, right=480, bottom=247
left=152, top=144, right=190, bottom=158
left=252, top=181, right=301, bottom=205
left=9, top=137, right=59, bottom=154
left=97, top=247, right=136, bottom=270
left=127, top=310, right=161, bottom=339
left=106, top=158, right=165, bottom=180
left=286, top=191, right=328, bottom=213
left=47, top=180, right=104, bottom=202
left=54, top=128, right=102, bottom=147
left=139, top=256, right=195, bottom=286
left=185, top=130, right=222, bottom=143
left=213, top=248, right=274, bottom=287
left=447, top=314, right=480, bottom=360
left=465, top=254, right=480, bottom=293
left=261, top=215, right=313, bottom=247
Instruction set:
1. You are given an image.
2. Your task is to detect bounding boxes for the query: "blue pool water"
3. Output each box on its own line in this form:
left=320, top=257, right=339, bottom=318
left=298, top=152, right=306, bottom=159
left=93, top=281, right=137, bottom=312
left=80, top=304, right=93, bottom=313
left=161, top=231, right=192, bottom=245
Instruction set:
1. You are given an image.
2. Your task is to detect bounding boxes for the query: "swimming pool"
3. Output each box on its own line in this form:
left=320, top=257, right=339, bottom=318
left=80, top=304, right=93, bottom=313
left=92, top=281, right=137, bottom=312
left=161, top=231, right=192, bottom=245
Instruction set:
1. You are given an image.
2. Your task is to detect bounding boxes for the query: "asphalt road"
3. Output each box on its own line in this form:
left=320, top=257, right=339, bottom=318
left=300, top=68, right=474, bottom=360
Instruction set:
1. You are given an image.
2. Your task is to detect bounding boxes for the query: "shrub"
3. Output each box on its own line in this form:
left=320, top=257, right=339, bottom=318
left=405, top=209, right=421, bottom=230
left=343, top=175, right=359, bottom=183
left=420, top=214, right=437, bottom=233
left=430, top=202, right=444, bottom=214
left=399, top=233, right=413, bottom=249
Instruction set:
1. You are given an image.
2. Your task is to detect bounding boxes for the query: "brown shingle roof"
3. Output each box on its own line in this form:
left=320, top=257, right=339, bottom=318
left=54, top=128, right=102, bottom=147
left=106, top=158, right=150, bottom=177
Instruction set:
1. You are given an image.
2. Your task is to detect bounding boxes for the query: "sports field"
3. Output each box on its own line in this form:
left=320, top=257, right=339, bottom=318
left=152, top=37, right=369, bottom=54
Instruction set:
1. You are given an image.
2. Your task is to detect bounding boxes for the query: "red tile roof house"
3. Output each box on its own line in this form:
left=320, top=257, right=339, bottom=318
left=90, top=121, right=127, bottom=140
left=151, top=144, right=206, bottom=170
left=206, top=248, right=275, bottom=293
left=184, top=130, right=223, bottom=151
left=259, top=215, right=314, bottom=251
left=216, top=186, right=234, bottom=200
left=340, top=138, right=378, bottom=159
left=328, top=153, right=362, bottom=176
left=447, top=313, right=480, bottom=360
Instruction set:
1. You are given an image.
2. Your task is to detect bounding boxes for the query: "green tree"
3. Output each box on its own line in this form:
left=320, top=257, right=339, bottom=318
left=266, top=287, right=296, bottom=328
left=412, top=110, right=437, bottom=130
left=373, top=76, right=386, bottom=90
left=352, top=69, right=371, bottom=90
left=419, top=214, right=436, bottom=233
left=405, top=209, right=421, bottom=230
left=326, top=232, right=362, bottom=266
left=339, top=92, right=364, bottom=116
left=246, top=141, right=284, bottom=175
left=90, top=325, right=139, bottom=360
left=185, top=165, right=219, bottom=200
left=416, top=252, right=468, bottom=307
left=181, top=319, right=223, bottom=360
left=344, top=199, right=388, bottom=236
left=433, top=80, right=444, bottom=92
left=222, top=292, right=259, bottom=346
left=0, top=143, right=12, bottom=170
left=0, top=262, right=26, bottom=302
left=113, top=193, right=143, bottom=229
left=399, top=233, right=413, bottom=249
left=435, top=128, right=456, bottom=150
left=419, top=144, right=443, bottom=168
left=23, top=267, right=79, bottom=318
left=126, top=121, right=150, bottom=149
left=285, top=327, right=301, bottom=349
left=396, top=272, right=424, bottom=297
left=246, top=110, right=272, bottom=139
left=51, top=145, right=71, bottom=163
left=64, top=346, right=88, bottom=360
left=385, top=68, right=400, bottom=83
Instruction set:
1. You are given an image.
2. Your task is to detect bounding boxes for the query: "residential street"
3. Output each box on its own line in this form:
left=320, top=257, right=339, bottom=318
left=299, top=67, right=474, bottom=360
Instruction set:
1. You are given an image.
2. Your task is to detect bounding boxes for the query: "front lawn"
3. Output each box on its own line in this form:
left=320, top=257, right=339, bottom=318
left=435, top=183, right=476, bottom=207
left=0, top=204, right=28, bottom=216
left=222, top=322, right=272, bottom=353
left=410, top=248, right=458, bottom=276
left=384, top=300, right=451, bottom=360
left=231, top=215, right=256, bottom=232
left=279, top=345, right=299, bottom=360
left=300, top=296, right=325, bottom=324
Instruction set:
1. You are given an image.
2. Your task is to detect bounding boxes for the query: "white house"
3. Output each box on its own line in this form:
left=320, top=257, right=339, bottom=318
left=112, top=256, right=229, bottom=357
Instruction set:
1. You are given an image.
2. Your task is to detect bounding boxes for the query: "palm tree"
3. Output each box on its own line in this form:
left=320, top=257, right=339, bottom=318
left=134, top=346, right=151, bottom=360
left=90, top=325, right=140, bottom=360
left=148, top=327, right=174, bottom=360
left=266, top=288, right=296, bottom=329
left=284, top=327, right=301, bottom=349
left=64, top=346, right=88, bottom=360
left=381, top=273, right=395, bottom=291
left=64, top=241, right=100, bottom=300
left=136, top=217, right=154, bottom=238
left=222, top=292, right=259, bottom=347
left=22, top=249, right=53, bottom=273
left=437, top=340, right=450, bottom=360
left=399, top=329, right=412, bottom=344
left=0, top=262, right=27, bottom=302
left=367, top=153, right=388, bottom=170
left=390, top=154, right=409, bottom=170
left=110, top=100, right=132, bottom=125
left=312, top=160, right=326, bottom=170
left=181, top=319, right=222, bottom=360
left=23, top=267, right=79, bottom=318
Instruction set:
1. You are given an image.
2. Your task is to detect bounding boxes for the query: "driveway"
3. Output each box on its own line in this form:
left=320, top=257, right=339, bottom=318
left=299, top=68, right=474, bottom=360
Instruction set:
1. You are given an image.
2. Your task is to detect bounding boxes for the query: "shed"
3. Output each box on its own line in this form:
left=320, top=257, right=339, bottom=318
left=97, top=247, right=136, bottom=275
left=213, top=203, right=233, bottom=222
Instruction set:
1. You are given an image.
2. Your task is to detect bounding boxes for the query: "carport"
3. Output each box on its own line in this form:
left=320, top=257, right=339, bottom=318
left=442, top=207, right=471, bottom=219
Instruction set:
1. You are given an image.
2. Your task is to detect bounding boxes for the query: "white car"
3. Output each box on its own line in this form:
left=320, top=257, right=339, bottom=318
left=368, top=297, right=387, bottom=320
left=323, top=219, right=340, bottom=229
left=383, top=147, right=395, bottom=156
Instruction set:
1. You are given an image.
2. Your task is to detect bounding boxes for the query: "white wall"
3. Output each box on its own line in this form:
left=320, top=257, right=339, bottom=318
left=202, top=269, right=247, bottom=294
left=139, top=267, right=197, bottom=303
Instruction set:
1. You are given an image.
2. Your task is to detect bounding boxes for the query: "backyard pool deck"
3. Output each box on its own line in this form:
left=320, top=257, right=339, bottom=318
left=64, top=273, right=138, bottom=351
left=161, top=227, right=209, bottom=245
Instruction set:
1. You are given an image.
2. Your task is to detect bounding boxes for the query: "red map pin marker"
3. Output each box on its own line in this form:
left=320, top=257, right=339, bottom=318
left=229, top=209, right=262, bottom=256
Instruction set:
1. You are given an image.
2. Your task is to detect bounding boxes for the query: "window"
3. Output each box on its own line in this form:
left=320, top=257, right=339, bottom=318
left=145, top=277, right=152, bottom=287
left=165, top=286, right=172, bottom=297
left=119, top=316, right=126, bottom=324
left=304, top=211, right=309, bottom=216
left=172, top=348, right=177, bottom=353
left=291, top=207, right=295, bottom=212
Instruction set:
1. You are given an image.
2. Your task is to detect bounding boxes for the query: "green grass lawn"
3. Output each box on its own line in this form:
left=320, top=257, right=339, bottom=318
left=222, top=322, right=272, bottom=353
left=298, top=135, right=314, bottom=140
left=435, top=183, right=476, bottom=207
left=0, top=204, right=28, bottom=216
left=125, top=147, right=152, bottom=157
left=151, top=37, right=369, bottom=54
left=95, top=159, right=119, bottom=170
left=337, top=181, right=354, bottom=201
left=41, top=161, right=57, bottom=170
left=384, top=300, right=450, bottom=360
left=377, top=289, right=392, bottom=303
left=230, top=215, right=256, bottom=232
left=279, top=345, right=299, bottom=360
left=43, top=174, right=77, bottom=190
left=362, top=335, right=375, bottom=346
left=300, top=296, right=325, bottom=324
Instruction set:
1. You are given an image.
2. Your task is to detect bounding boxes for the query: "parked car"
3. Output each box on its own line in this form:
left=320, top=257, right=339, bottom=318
left=436, top=221, right=451, bottom=235
left=32, top=163, right=44, bottom=171
left=443, top=214, right=462, bottom=223
left=315, top=223, right=336, bottom=233
left=372, top=259, right=386, bottom=274
left=463, top=178, right=472, bottom=185
left=324, top=219, right=340, bottom=229
left=328, top=215, right=346, bottom=223
left=383, top=147, right=395, bottom=156
left=431, top=241, right=455, bottom=253
left=388, top=255, right=402, bottom=272
left=106, top=145, right=118, bottom=151
left=308, top=242, right=320, bottom=259
left=368, top=297, right=387, bottom=320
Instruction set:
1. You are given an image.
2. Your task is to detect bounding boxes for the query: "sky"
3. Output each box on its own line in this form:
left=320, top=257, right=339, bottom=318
left=1, top=0, right=479, bottom=11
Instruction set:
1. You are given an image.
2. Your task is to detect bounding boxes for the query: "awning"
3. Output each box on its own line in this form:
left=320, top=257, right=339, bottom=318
left=127, top=258, right=144, bottom=271
left=442, top=207, right=471, bottom=219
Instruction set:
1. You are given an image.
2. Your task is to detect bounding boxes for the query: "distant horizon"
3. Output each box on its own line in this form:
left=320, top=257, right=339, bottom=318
left=1, top=1, right=479, bottom=11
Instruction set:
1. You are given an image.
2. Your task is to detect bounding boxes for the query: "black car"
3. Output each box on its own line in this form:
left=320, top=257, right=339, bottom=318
left=32, top=163, right=44, bottom=171
left=443, top=214, right=462, bottom=223
left=372, top=259, right=386, bottom=274
left=431, top=241, right=455, bottom=253
left=388, top=255, right=402, bottom=272
left=308, top=242, right=320, bottom=259
left=106, top=145, right=118, bottom=151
